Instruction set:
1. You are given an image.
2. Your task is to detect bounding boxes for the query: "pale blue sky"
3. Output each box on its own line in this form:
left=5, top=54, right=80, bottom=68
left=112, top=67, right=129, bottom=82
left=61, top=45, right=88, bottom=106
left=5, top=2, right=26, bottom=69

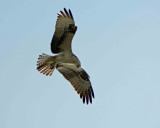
left=1, top=0, right=160, bottom=128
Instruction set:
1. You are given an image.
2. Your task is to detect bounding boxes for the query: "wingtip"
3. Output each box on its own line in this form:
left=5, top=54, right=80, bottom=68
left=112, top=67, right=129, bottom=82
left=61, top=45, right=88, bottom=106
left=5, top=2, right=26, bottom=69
left=80, top=92, right=94, bottom=105
left=83, top=95, right=85, bottom=104
left=68, top=9, right=74, bottom=19
left=63, top=8, right=67, bottom=13
left=91, top=86, right=95, bottom=98
left=64, top=8, right=70, bottom=17
left=64, top=8, right=67, bottom=11
left=59, top=8, right=74, bottom=19
left=86, top=95, right=89, bottom=104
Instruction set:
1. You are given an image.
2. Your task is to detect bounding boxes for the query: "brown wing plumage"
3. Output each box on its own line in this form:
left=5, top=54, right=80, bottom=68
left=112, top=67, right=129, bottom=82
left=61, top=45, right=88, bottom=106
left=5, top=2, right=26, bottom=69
left=56, top=63, right=94, bottom=104
left=51, top=8, right=77, bottom=54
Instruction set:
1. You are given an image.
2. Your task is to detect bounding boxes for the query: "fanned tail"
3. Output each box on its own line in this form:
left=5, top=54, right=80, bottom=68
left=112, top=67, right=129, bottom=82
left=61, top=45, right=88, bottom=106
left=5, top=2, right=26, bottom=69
left=37, top=53, right=55, bottom=76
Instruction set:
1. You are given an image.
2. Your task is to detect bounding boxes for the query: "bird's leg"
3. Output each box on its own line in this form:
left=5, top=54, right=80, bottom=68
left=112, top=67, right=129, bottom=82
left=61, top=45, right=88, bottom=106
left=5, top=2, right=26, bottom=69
left=50, top=63, right=56, bottom=69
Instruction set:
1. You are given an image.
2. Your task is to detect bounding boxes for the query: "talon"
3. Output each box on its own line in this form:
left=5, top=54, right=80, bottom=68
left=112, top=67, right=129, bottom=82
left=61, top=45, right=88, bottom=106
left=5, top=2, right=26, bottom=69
left=50, top=63, right=55, bottom=69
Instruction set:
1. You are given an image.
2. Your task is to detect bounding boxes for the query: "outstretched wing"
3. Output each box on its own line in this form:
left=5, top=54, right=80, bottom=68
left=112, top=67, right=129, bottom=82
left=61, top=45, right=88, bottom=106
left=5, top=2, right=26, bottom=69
left=51, top=8, right=77, bottom=54
left=56, top=63, right=94, bottom=104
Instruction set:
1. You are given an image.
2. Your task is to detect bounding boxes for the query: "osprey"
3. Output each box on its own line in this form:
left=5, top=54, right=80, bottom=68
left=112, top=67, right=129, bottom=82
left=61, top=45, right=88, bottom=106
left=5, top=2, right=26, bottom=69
left=37, top=8, right=94, bottom=104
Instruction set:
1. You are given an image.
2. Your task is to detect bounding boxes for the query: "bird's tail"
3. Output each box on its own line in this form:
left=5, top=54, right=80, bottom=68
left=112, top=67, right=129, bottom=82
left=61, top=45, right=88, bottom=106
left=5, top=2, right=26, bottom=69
left=37, top=53, right=56, bottom=76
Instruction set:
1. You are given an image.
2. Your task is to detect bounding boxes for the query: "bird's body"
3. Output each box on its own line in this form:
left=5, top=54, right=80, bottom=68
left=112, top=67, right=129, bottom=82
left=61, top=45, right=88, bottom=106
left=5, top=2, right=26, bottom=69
left=37, top=8, right=94, bottom=104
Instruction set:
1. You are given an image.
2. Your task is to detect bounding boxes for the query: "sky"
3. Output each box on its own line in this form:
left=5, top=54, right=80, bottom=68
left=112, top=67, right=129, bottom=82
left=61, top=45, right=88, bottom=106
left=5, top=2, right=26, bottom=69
left=0, top=0, right=160, bottom=128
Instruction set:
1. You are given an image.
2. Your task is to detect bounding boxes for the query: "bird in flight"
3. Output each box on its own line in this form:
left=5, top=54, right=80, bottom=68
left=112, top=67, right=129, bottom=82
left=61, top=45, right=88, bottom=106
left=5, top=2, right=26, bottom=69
left=37, top=8, right=94, bottom=104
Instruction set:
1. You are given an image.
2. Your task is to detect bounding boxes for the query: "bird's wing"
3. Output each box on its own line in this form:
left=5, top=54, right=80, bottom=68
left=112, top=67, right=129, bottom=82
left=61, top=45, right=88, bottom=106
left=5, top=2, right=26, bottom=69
left=56, top=63, right=94, bottom=104
left=51, top=8, right=77, bottom=54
